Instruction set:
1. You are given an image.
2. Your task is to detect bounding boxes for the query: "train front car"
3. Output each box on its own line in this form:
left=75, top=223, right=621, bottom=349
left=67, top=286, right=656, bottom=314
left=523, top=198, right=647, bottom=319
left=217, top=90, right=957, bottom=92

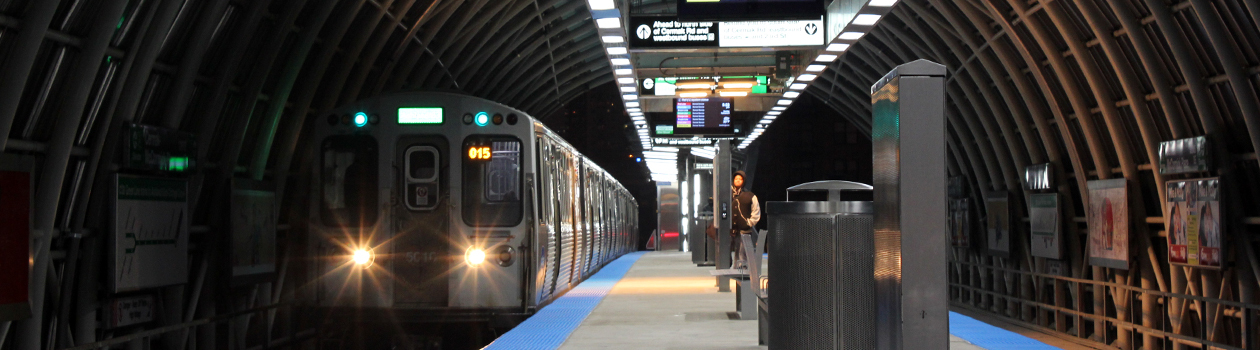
left=308, top=92, right=637, bottom=342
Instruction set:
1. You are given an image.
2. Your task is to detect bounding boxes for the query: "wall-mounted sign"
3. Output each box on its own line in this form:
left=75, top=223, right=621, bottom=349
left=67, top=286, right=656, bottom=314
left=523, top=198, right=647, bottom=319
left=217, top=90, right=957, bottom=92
left=231, top=179, right=278, bottom=286
left=126, top=124, right=197, bottom=173
left=694, top=162, right=714, bottom=170
left=113, top=175, right=190, bottom=292
left=1029, top=193, right=1062, bottom=259
left=1158, top=136, right=1211, bottom=174
left=0, top=156, right=33, bottom=321
left=1166, top=178, right=1222, bottom=269
left=1024, top=163, right=1054, bottom=191
left=630, top=16, right=824, bottom=49
left=106, top=294, right=155, bottom=329
left=1087, top=178, right=1129, bottom=269
left=986, top=192, right=1012, bottom=258
left=949, top=198, right=971, bottom=248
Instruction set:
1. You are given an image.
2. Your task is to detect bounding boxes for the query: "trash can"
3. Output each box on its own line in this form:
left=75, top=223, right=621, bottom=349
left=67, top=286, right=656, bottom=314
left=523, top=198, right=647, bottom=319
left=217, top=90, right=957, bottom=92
left=768, top=181, right=875, bottom=350
left=690, top=212, right=715, bottom=266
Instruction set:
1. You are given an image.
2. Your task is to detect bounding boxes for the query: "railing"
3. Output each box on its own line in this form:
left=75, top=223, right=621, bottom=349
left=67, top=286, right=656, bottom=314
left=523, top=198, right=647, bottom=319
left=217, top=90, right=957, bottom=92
left=63, top=302, right=315, bottom=350
left=949, top=260, right=1258, bottom=350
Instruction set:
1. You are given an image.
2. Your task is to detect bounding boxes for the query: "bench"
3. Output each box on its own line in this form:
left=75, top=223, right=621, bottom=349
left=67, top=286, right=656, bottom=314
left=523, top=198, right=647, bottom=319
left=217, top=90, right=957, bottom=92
left=708, top=230, right=770, bottom=346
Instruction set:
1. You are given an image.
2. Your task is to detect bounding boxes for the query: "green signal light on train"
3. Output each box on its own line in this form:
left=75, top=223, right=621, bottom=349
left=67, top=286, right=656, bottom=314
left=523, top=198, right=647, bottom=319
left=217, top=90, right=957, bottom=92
left=475, top=112, right=490, bottom=126
left=354, top=112, right=368, bottom=127
left=168, top=157, right=189, bottom=172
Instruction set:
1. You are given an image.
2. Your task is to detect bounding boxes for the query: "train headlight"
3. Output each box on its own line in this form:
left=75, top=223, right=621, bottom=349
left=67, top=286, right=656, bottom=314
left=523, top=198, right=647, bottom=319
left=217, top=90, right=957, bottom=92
left=352, top=249, right=374, bottom=267
left=465, top=248, right=486, bottom=266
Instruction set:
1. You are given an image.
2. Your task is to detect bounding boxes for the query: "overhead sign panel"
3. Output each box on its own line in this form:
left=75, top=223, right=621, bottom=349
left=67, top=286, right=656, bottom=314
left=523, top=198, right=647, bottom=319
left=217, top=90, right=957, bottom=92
left=630, top=16, right=824, bottom=49
left=112, top=175, right=190, bottom=292
left=0, top=156, right=33, bottom=321
left=678, top=0, right=825, bottom=21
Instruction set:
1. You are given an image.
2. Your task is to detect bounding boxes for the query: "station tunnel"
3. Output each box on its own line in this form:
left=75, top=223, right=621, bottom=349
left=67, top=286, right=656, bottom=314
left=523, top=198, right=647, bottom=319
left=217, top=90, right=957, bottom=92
left=0, top=0, right=1258, bottom=349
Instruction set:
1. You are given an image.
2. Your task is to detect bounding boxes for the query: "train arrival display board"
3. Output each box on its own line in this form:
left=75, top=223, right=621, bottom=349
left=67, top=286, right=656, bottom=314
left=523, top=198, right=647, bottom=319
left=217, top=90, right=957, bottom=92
left=673, top=97, right=736, bottom=136
left=112, top=175, right=190, bottom=292
left=0, top=156, right=33, bottom=321
left=230, top=179, right=278, bottom=285
left=1087, top=179, right=1129, bottom=269
left=1166, top=178, right=1222, bottom=269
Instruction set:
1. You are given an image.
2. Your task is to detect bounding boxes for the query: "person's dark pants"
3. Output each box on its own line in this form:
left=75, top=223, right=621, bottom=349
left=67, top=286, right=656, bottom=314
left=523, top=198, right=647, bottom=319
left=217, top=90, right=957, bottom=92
left=734, top=229, right=756, bottom=269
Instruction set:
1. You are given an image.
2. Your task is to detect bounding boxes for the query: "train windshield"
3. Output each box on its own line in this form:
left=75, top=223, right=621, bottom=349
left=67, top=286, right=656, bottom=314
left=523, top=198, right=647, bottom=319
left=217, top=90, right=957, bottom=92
left=462, top=136, right=523, bottom=226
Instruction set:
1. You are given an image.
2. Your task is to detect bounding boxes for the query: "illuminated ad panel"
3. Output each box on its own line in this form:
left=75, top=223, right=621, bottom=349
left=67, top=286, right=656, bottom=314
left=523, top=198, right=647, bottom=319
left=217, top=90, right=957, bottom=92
left=641, top=76, right=769, bottom=96
left=629, top=16, right=824, bottom=49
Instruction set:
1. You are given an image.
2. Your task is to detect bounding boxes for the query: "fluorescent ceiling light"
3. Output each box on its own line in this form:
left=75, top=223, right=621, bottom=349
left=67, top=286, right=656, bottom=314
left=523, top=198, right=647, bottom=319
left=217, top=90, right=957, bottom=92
left=777, top=99, right=792, bottom=105
left=806, top=64, right=826, bottom=72
left=633, top=119, right=646, bottom=124
left=718, top=88, right=750, bottom=97
left=676, top=81, right=715, bottom=89
left=797, top=74, right=817, bottom=82
left=765, top=115, right=777, bottom=120
left=620, top=86, right=636, bottom=93
left=627, top=108, right=641, bottom=112
left=783, top=91, right=800, bottom=98
left=678, top=91, right=708, bottom=98
left=760, top=119, right=771, bottom=124
left=826, top=43, right=850, bottom=52
left=868, top=0, right=897, bottom=6
left=631, top=115, right=645, bottom=120
left=853, top=14, right=881, bottom=25
left=815, top=54, right=838, bottom=62
left=611, top=58, right=631, bottom=66
left=650, top=147, right=678, bottom=153
left=615, top=68, right=633, bottom=75
left=623, top=94, right=638, bottom=100
left=630, top=113, right=644, bottom=117
left=625, top=101, right=640, bottom=107
left=588, top=0, right=615, bottom=10
left=839, top=31, right=864, bottom=40
left=720, top=78, right=757, bottom=89
left=607, top=47, right=628, bottom=55
left=602, top=35, right=624, bottom=43
left=789, top=83, right=807, bottom=90
left=766, top=111, right=781, bottom=115
left=618, top=77, right=635, bottom=84
left=772, top=106, right=787, bottom=111
left=596, top=18, right=621, bottom=29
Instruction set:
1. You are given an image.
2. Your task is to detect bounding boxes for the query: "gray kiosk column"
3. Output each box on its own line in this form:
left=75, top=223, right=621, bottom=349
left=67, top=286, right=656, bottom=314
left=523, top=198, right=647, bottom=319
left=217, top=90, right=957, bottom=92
left=714, top=140, right=733, bottom=292
left=870, top=59, right=948, bottom=349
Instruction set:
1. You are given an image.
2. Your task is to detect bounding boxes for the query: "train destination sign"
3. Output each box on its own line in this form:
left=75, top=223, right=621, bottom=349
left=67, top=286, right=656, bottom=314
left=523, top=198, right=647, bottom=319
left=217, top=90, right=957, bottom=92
left=630, top=16, right=824, bottom=49
left=467, top=146, right=492, bottom=161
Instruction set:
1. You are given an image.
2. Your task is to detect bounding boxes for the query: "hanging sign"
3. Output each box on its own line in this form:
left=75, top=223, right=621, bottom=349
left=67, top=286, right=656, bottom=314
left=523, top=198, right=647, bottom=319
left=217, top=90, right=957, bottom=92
left=629, top=16, right=824, bottom=49
left=1166, top=178, right=1222, bottom=269
left=1158, top=136, right=1211, bottom=174
left=113, top=175, right=190, bottom=292
left=1029, top=193, right=1062, bottom=259
left=986, top=192, right=1012, bottom=258
left=1024, top=163, right=1054, bottom=191
left=949, top=198, right=971, bottom=248
left=1087, top=179, right=1129, bottom=269
left=0, top=157, right=33, bottom=321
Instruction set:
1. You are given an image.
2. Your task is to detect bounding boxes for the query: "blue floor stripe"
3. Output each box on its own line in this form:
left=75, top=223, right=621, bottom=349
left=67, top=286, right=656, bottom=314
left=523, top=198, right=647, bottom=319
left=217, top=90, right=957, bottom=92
left=950, top=311, right=1061, bottom=349
left=483, top=252, right=647, bottom=350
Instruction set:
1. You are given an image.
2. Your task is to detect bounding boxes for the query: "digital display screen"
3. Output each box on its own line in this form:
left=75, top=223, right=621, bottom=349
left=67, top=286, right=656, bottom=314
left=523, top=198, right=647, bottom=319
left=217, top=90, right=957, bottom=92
left=641, top=76, right=771, bottom=96
left=398, top=107, right=443, bottom=124
left=672, top=98, right=736, bottom=135
left=629, top=16, right=824, bottom=49
left=677, top=0, right=824, bottom=20
left=656, top=125, right=675, bottom=135
left=467, top=146, right=492, bottom=161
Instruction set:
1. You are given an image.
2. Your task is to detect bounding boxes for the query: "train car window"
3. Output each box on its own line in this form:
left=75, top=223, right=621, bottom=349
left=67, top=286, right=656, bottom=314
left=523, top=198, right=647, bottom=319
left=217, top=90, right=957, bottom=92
left=321, top=135, right=378, bottom=227
left=406, top=146, right=439, bottom=182
left=462, top=136, right=523, bottom=226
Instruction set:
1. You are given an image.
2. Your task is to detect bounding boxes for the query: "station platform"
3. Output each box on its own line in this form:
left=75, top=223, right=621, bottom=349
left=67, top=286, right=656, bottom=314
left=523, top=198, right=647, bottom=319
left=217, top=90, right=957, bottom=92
left=485, top=251, right=1071, bottom=350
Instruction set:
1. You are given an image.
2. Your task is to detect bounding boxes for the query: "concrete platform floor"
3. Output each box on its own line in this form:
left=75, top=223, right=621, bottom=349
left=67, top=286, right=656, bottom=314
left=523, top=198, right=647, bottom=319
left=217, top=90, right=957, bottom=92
left=557, top=251, right=994, bottom=350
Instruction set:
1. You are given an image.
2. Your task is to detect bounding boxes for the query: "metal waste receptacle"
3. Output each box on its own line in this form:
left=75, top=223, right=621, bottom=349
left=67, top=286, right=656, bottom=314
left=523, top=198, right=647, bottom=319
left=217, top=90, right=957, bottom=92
left=768, top=181, right=875, bottom=350
left=690, top=213, right=715, bottom=265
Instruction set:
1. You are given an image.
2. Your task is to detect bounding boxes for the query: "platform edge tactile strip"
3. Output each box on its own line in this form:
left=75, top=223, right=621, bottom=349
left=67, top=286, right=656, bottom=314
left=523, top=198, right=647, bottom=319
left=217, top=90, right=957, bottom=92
left=949, top=311, right=1061, bottom=349
left=482, top=252, right=647, bottom=350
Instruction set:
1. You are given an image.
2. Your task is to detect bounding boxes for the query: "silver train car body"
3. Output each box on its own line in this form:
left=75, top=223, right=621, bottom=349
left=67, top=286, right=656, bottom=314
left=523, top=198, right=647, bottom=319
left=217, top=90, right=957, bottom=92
left=309, top=92, right=638, bottom=317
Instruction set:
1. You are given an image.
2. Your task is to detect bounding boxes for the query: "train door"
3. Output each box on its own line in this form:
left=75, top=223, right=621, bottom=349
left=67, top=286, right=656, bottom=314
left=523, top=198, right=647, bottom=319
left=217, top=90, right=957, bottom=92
left=392, top=136, right=450, bottom=306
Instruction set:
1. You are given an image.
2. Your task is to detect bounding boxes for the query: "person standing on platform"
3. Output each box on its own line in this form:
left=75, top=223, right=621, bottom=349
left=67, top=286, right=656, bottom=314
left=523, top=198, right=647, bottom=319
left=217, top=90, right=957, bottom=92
left=731, top=170, right=761, bottom=269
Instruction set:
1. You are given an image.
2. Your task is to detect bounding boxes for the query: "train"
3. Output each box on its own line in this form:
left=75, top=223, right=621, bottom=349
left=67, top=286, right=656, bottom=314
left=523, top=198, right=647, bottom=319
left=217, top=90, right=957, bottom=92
left=307, top=92, right=638, bottom=340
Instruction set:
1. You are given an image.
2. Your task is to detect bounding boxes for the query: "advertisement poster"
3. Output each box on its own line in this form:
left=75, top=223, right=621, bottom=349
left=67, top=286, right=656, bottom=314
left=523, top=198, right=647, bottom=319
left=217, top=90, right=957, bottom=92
left=1088, top=179, right=1129, bottom=269
left=1029, top=193, right=1062, bottom=259
left=949, top=198, right=971, bottom=248
left=0, top=158, right=33, bottom=321
left=231, top=179, right=278, bottom=285
left=113, top=175, right=190, bottom=292
left=986, top=192, right=1012, bottom=258
left=1166, top=178, right=1222, bottom=268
